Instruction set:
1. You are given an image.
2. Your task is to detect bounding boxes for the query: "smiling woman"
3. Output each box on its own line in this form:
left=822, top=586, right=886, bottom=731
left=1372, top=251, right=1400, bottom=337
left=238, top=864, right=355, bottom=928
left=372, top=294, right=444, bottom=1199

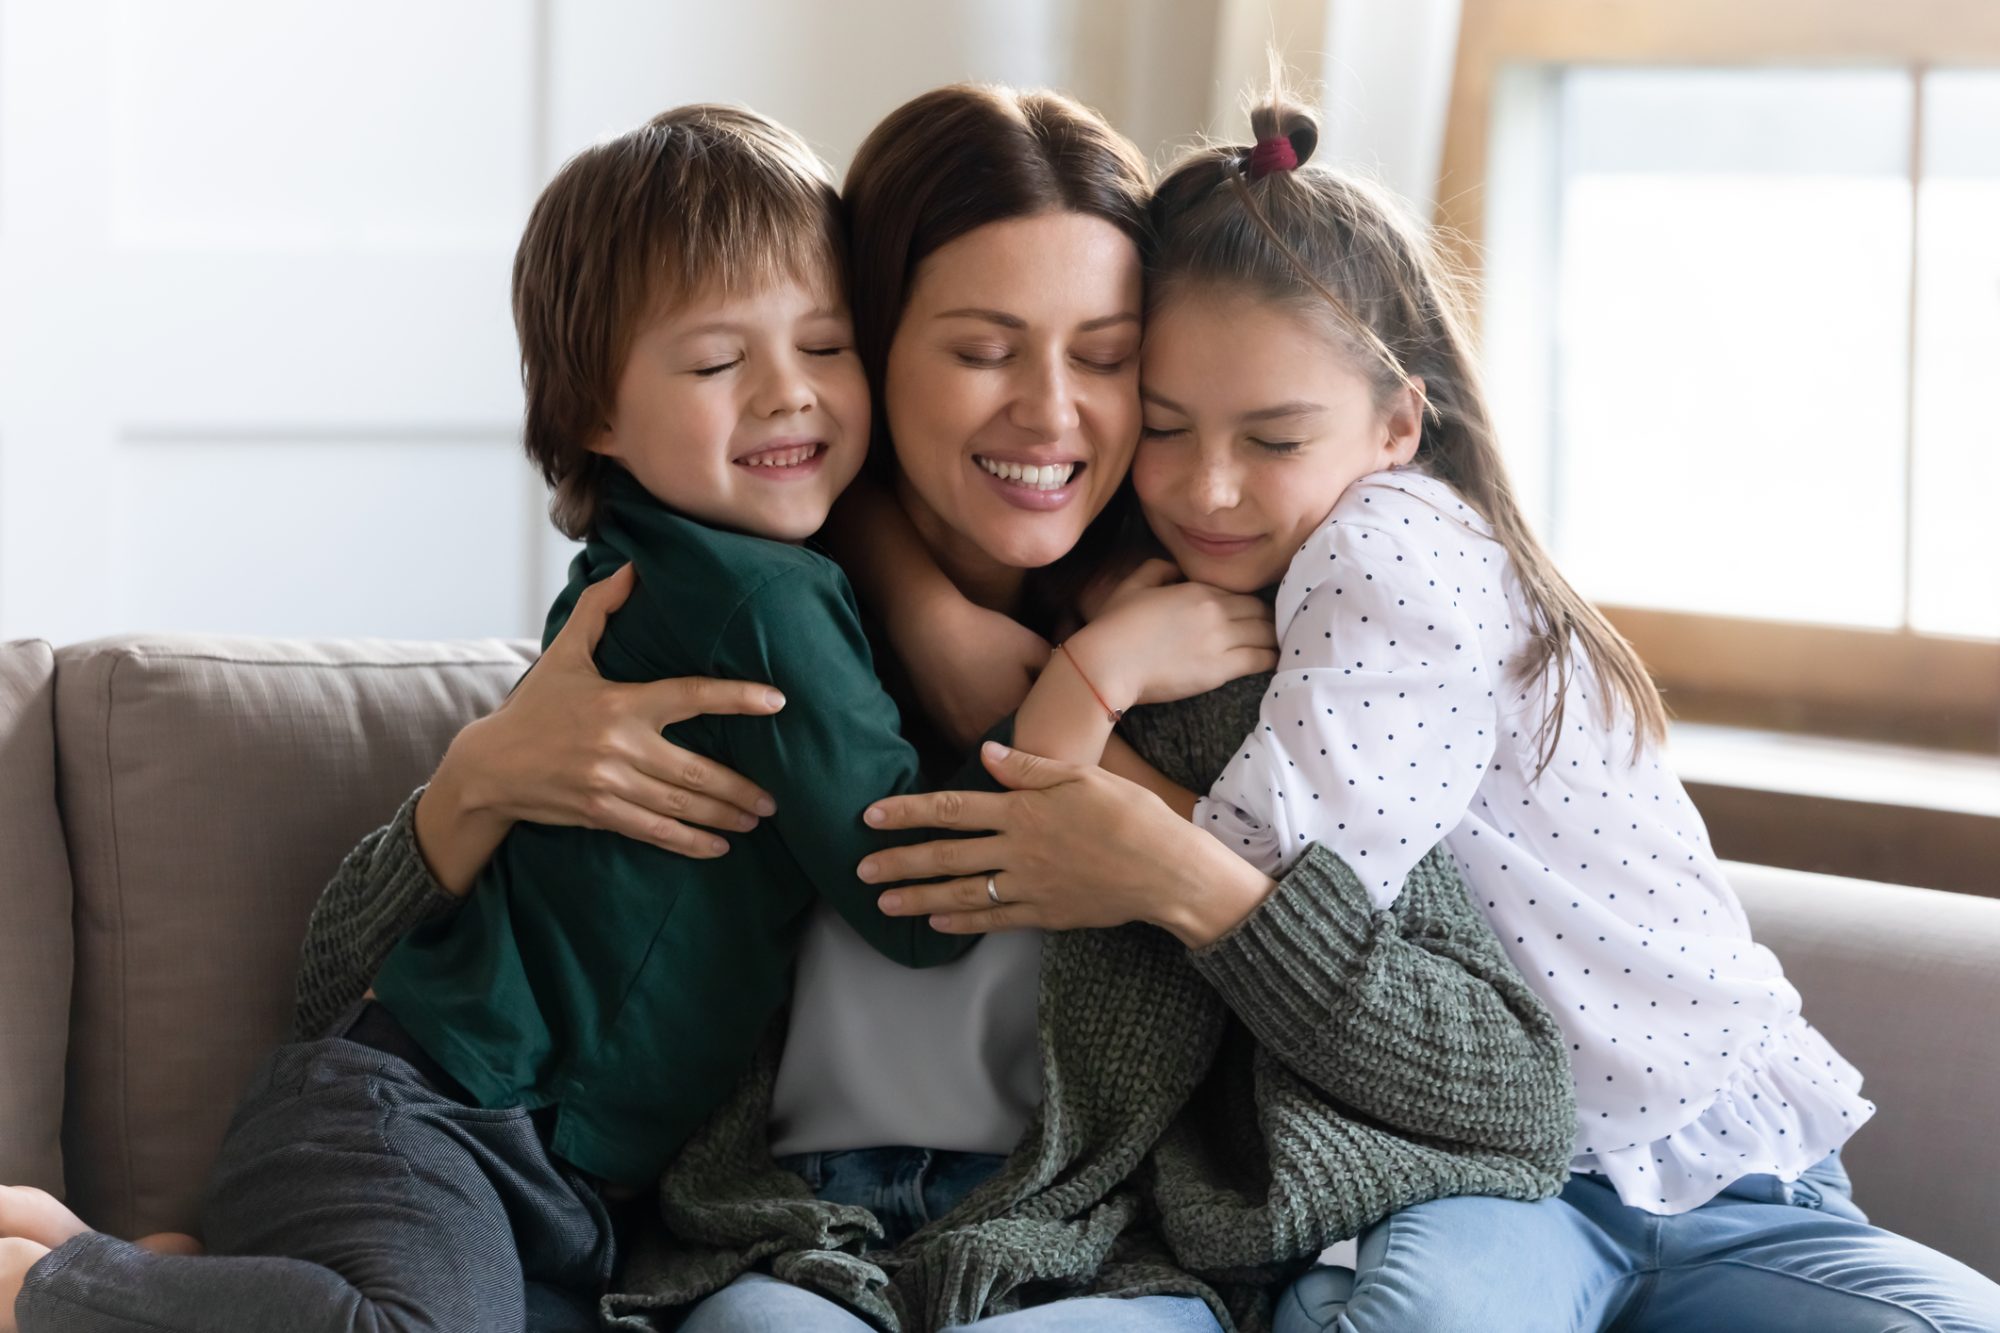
left=884, top=213, right=1141, bottom=572
left=845, top=85, right=1151, bottom=606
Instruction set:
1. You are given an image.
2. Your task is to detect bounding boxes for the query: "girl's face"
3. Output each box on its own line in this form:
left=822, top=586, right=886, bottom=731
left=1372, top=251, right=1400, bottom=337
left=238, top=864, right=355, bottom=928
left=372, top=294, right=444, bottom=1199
left=884, top=211, right=1143, bottom=583
left=1134, top=286, right=1423, bottom=593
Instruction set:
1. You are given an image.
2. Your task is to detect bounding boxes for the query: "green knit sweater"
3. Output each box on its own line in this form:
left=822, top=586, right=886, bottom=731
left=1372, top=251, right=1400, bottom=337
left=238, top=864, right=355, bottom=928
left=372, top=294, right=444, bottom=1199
left=294, top=673, right=1574, bottom=1333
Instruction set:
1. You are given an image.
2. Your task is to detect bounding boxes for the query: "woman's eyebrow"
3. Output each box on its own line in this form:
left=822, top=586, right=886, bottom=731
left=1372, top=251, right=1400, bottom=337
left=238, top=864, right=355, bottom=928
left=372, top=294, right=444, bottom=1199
left=935, top=308, right=1140, bottom=333
left=935, top=307, right=1026, bottom=329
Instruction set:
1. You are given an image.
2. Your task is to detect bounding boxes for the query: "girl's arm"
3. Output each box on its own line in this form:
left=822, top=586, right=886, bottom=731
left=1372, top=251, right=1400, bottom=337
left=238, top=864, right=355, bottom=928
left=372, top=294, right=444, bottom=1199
left=820, top=474, right=1049, bottom=749
left=1101, top=737, right=1197, bottom=819
left=1200, top=517, right=1493, bottom=909
left=1010, top=565, right=1277, bottom=771
left=858, top=748, right=1574, bottom=1166
left=291, top=566, right=783, bottom=1036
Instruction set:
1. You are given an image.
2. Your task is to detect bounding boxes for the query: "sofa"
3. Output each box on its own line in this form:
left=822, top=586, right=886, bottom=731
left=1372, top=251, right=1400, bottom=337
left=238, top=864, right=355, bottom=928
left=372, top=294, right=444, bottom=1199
left=3, top=632, right=1997, bottom=1282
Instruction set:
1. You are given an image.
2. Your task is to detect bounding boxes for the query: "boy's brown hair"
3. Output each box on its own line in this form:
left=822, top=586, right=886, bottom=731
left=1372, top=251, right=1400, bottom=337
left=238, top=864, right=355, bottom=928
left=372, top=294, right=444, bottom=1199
left=513, top=104, right=844, bottom=538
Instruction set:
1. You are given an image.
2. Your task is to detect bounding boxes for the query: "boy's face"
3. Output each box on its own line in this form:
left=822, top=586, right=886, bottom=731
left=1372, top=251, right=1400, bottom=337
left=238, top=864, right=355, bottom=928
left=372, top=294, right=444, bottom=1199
left=590, top=279, right=869, bottom=542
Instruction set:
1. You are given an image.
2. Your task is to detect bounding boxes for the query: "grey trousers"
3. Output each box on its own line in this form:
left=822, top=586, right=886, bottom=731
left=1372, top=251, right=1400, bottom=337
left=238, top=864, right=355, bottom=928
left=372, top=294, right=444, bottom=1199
left=18, top=1004, right=615, bottom=1332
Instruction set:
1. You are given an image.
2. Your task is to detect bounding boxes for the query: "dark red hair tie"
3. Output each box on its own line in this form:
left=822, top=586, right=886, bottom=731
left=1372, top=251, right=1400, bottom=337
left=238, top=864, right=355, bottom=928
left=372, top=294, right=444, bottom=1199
left=1249, top=134, right=1298, bottom=179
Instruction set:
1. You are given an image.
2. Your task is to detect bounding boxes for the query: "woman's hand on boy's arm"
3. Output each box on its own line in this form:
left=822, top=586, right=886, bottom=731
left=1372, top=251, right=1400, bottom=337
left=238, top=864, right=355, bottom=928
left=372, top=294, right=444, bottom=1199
left=861, top=742, right=1275, bottom=948
left=413, top=562, right=785, bottom=895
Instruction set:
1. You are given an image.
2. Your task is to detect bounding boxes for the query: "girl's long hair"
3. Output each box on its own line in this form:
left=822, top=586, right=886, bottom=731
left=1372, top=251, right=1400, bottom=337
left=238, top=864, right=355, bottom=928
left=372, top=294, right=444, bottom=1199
left=1147, top=89, right=1667, bottom=772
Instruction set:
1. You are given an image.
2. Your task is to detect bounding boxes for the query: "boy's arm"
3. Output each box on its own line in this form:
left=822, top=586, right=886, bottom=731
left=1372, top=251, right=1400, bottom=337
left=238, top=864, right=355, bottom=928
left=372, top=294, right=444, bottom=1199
left=821, top=474, right=1046, bottom=748
left=700, top=569, right=983, bottom=968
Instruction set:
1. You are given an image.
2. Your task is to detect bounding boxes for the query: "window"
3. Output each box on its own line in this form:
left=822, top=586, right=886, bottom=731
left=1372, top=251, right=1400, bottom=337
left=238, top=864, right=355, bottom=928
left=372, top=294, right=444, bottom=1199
left=1443, top=0, right=2000, bottom=751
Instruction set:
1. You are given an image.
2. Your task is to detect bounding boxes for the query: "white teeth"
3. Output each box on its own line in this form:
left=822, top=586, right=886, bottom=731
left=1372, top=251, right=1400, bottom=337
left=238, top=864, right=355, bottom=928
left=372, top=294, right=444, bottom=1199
left=976, top=457, right=1076, bottom=490
left=743, top=445, right=817, bottom=468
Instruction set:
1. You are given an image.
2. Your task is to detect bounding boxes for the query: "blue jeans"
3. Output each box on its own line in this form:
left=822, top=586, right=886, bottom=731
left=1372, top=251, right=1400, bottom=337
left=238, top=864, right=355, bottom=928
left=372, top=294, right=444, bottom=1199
left=673, top=1147, right=1224, bottom=1332
left=1276, top=1151, right=2000, bottom=1333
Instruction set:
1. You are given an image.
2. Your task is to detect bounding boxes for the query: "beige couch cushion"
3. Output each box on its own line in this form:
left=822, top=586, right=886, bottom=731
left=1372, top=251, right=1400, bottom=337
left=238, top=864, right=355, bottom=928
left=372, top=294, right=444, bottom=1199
left=1731, top=861, right=2000, bottom=1280
left=54, top=634, right=535, bottom=1238
left=0, top=639, right=75, bottom=1196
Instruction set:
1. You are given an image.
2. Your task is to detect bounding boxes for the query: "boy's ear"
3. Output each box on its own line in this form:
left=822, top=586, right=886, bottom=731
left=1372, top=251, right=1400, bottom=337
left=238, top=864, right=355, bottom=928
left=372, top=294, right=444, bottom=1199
left=583, top=420, right=618, bottom=458
left=1382, top=376, right=1425, bottom=467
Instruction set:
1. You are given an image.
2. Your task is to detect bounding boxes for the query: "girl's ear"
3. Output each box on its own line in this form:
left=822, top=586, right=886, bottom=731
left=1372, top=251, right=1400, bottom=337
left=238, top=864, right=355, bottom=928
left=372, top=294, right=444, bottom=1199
left=1382, top=376, right=1425, bottom=467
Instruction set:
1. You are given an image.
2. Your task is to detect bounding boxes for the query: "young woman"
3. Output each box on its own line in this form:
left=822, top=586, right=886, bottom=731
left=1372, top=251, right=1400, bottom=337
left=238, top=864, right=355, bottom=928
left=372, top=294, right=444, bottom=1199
left=278, top=85, right=1575, bottom=1333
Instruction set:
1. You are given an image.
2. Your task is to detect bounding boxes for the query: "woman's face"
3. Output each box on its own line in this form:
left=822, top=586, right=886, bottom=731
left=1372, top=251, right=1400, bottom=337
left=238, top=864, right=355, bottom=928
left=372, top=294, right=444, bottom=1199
left=883, top=211, right=1143, bottom=577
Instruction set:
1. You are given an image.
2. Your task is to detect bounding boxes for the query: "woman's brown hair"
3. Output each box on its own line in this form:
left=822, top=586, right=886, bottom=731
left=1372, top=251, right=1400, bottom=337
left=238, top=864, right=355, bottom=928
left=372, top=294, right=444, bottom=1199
left=1148, top=91, right=1667, bottom=773
left=842, top=84, right=1151, bottom=440
left=840, top=85, right=1153, bottom=625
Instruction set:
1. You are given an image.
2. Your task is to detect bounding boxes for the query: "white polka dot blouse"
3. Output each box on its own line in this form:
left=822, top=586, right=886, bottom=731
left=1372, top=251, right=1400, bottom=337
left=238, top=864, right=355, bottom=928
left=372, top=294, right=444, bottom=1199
left=1193, top=468, right=1874, bottom=1214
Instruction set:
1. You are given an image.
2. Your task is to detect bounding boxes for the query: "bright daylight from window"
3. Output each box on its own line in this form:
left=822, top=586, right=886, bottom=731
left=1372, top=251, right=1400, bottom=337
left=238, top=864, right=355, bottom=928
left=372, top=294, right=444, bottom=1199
left=1483, top=66, right=2000, bottom=639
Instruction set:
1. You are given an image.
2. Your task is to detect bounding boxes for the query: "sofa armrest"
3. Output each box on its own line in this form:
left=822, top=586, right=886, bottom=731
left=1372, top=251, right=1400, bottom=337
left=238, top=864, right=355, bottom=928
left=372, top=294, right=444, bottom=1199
left=1730, top=860, right=2000, bottom=1278
left=53, top=633, right=535, bottom=1237
left=0, top=639, right=74, bottom=1197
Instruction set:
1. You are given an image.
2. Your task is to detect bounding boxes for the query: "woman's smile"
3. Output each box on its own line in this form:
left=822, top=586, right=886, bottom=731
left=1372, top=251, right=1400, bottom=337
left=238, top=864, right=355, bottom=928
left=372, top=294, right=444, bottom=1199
left=972, top=453, right=1087, bottom=509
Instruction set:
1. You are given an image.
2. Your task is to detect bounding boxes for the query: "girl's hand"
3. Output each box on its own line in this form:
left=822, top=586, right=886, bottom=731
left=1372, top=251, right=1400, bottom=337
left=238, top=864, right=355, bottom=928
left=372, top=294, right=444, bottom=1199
left=898, top=596, right=1050, bottom=750
left=857, top=743, right=1275, bottom=948
left=1073, top=548, right=1163, bottom=624
left=418, top=563, right=785, bottom=892
left=1068, top=565, right=1277, bottom=711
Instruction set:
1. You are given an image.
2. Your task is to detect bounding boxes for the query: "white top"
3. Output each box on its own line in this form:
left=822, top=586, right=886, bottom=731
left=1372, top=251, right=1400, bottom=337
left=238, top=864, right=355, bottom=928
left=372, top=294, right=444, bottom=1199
left=1195, top=468, right=1874, bottom=1214
left=767, top=905, right=1043, bottom=1157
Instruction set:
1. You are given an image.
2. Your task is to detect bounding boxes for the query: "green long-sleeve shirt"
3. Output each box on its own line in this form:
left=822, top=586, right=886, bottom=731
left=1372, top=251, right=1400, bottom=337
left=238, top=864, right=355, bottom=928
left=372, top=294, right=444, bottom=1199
left=372, top=464, right=978, bottom=1185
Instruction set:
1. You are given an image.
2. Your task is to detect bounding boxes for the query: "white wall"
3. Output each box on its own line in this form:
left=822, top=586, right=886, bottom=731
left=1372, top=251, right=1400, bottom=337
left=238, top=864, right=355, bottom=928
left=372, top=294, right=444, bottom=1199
left=0, top=0, right=1456, bottom=644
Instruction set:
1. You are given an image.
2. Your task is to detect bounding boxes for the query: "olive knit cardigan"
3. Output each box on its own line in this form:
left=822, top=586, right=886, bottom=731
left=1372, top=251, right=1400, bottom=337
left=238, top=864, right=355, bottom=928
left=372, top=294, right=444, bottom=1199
left=293, top=674, right=1576, bottom=1332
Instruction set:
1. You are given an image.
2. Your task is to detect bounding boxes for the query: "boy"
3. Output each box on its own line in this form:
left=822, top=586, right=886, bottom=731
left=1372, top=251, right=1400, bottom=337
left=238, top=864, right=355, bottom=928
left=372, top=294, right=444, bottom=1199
left=1, top=104, right=979, bottom=1333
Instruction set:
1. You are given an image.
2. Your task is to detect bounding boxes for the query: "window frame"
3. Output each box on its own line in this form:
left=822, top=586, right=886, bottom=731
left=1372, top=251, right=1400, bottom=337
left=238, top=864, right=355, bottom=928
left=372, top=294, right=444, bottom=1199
left=1440, top=0, right=2000, bottom=754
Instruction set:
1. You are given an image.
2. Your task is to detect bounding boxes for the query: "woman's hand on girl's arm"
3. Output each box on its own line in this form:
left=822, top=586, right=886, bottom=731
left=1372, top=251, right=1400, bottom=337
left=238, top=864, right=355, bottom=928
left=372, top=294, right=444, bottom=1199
left=858, top=742, right=1276, bottom=948
left=821, top=474, right=1048, bottom=748
left=413, top=562, right=785, bottom=896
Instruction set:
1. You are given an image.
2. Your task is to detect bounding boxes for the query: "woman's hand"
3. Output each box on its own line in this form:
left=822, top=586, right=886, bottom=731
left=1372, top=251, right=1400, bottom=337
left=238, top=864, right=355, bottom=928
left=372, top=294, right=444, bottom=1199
left=1065, top=561, right=1277, bottom=713
left=416, top=563, right=786, bottom=893
left=856, top=742, right=1276, bottom=948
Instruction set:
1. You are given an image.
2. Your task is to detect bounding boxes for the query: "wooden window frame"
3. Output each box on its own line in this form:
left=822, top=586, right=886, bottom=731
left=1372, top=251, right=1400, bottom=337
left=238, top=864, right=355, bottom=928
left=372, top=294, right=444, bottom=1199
left=1439, top=0, right=2000, bottom=754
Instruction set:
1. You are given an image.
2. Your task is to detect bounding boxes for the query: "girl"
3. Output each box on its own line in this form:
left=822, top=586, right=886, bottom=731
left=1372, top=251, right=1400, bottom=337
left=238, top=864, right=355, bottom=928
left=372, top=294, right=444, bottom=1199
left=1109, top=92, right=2000, bottom=1331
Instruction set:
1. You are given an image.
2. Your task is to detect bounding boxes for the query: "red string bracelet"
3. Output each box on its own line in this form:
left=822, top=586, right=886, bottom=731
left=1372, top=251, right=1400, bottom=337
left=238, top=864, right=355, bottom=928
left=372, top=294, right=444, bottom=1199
left=1053, top=642, right=1124, bottom=724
